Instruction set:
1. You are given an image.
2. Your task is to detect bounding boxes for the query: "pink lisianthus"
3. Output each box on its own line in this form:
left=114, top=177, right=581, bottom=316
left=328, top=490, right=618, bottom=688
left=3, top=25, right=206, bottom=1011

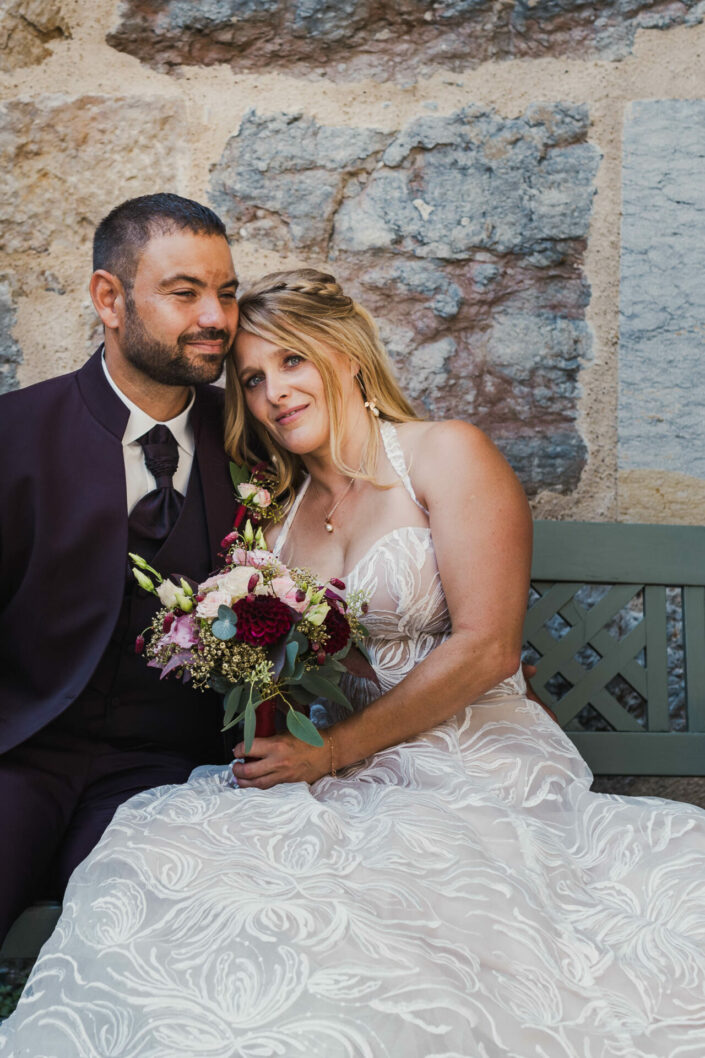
left=196, top=590, right=233, bottom=619
left=229, top=548, right=282, bottom=572
left=270, top=575, right=310, bottom=614
left=165, top=613, right=199, bottom=648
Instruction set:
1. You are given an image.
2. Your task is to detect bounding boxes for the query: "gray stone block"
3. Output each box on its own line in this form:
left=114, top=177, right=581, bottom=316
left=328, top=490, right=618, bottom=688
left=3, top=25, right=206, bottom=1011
left=0, top=279, right=21, bottom=394
left=107, top=0, right=704, bottom=77
left=619, top=100, right=705, bottom=481
left=211, top=104, right=597, bottom=496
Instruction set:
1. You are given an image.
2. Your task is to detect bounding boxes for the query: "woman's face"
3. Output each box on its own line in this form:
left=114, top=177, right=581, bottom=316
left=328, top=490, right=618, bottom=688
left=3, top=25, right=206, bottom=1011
left=233, top=330, right=354, bottom=459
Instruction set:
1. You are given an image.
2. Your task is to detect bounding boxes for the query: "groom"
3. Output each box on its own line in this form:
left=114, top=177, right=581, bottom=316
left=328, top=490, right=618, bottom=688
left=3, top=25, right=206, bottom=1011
left=0, top=193, right=241, bottom=941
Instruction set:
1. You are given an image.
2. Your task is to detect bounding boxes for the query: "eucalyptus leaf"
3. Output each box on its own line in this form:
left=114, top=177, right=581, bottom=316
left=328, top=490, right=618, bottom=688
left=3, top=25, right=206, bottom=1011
left=243, top=701, right=256, bottom=753
left=301, top=671, right=352, bottom=710
left=282, top=683, right=314, bottom=706
left=282, top=640, right=300, bottom=678
left=286, top=628, right=309, bottom=653
left=212, top=604, right=238, bottom=642
left=286, top=708, right=324, bottom=747
left=268, top=639, right=287, bottom=680
left=221, top=709, right=246, bottom=733
left=229, top=461, right=250, bottom=489
left=223, top=684, right=244, bottom=726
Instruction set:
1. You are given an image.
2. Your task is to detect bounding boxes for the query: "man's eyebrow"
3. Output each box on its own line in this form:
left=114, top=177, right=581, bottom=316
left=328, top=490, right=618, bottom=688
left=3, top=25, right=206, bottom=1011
left=160, top=273, right=239, bottom=290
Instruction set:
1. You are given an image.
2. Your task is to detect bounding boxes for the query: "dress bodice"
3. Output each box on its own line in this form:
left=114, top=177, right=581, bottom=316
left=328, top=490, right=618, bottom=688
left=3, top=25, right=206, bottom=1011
left=273, top=421, right=450, bottom=718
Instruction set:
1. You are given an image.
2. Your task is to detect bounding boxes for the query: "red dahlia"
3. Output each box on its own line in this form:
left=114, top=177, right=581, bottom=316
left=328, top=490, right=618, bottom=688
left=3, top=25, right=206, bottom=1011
left=323, top=606, right=351, bottom=654
left=233, top=596, right=293, bottom=646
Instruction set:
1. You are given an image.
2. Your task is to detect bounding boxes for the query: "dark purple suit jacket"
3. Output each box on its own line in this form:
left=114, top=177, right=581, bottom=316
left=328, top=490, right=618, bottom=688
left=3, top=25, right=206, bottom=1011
left=0, top=349, right=236, bottom=754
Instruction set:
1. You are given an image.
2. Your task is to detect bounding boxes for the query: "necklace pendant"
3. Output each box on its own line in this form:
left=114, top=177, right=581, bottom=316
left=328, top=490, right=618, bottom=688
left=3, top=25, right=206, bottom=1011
left=325, top=521, right=334, bottom=533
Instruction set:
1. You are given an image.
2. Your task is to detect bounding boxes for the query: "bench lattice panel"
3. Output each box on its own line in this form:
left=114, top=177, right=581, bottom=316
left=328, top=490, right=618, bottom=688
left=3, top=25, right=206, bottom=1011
left=524, top=522, right=705, bottom=775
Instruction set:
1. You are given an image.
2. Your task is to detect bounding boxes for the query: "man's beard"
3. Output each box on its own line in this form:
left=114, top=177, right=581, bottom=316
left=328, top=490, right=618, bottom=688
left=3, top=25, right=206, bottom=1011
left=122, top=296, right=231, bottom=386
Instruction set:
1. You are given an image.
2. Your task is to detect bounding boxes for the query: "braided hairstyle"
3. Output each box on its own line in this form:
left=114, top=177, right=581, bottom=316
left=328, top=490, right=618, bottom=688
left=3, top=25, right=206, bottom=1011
left=225, top=268, right=419, bottom=504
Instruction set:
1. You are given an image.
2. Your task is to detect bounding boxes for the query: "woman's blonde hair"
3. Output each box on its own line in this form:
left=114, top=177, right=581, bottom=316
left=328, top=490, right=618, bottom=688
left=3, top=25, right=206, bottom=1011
left=225, top=268, right=419, bottom=503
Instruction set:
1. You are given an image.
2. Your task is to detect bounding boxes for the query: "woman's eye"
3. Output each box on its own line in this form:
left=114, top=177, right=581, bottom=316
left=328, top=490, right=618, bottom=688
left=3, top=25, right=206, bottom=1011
left=285, top=355, right=303, bottom=367
left=244, top=374, right=263, bottom=390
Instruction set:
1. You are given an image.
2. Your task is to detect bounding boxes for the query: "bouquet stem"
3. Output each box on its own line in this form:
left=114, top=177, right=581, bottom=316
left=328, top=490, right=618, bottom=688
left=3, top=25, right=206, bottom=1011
left=255, top=697, right=278, bottom=738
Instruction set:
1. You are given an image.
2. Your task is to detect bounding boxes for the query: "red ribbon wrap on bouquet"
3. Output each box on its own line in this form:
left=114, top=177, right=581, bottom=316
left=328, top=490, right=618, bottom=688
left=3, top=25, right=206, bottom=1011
left=244, top=697, right=278, bottom=763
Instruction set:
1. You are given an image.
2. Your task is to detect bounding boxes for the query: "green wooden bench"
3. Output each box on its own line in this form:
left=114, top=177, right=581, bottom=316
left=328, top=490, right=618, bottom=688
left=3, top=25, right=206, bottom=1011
left=4, top=520, right=704, bottom=962
left=525, top=520, right=705, bottom=775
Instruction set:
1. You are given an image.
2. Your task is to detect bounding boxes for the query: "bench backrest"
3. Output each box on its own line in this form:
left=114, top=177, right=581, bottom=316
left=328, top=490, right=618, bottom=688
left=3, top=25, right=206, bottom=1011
left=524, top=521, right=705, bottom=775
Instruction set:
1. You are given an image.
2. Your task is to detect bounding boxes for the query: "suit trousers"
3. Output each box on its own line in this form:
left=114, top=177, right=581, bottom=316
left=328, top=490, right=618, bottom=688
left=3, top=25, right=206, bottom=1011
left=0, top=723, right=199, bottom=943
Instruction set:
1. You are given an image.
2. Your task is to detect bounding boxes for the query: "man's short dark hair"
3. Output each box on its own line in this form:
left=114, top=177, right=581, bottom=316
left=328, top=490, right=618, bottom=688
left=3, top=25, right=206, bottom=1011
left=93, top=193, right=228, bottom=288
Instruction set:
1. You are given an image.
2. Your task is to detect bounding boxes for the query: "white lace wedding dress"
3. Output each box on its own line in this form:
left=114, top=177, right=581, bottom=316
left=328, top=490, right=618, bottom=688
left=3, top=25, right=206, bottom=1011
left=2, top=423, right=705, bottom=1057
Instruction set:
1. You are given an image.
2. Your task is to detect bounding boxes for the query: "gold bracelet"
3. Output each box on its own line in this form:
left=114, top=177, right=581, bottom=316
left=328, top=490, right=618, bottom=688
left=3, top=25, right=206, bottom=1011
left=327, top=732, right=337, bottom=778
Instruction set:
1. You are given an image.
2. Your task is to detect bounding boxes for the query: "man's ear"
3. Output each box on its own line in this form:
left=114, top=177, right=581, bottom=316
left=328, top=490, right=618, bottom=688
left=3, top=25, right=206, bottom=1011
left=89, top=270, right=125, bottom=331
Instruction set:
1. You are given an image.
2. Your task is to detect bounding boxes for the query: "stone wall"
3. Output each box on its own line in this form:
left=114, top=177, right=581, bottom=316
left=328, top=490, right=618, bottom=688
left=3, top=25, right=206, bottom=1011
left=2, top=0, right=705, bottom=520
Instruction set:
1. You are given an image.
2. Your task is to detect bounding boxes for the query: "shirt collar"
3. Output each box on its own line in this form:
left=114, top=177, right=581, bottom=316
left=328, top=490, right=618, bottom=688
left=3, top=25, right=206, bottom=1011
left=101, top=351, right=195, bottom=456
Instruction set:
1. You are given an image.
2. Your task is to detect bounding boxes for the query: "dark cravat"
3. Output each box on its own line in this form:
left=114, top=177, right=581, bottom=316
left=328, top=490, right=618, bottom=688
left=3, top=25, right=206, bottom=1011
left=128, top=424, right=185, bottom=545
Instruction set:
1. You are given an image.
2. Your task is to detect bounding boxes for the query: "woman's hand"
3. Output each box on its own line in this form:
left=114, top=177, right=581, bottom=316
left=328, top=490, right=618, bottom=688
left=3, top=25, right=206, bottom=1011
left=231, top=732, right=331, bottom=789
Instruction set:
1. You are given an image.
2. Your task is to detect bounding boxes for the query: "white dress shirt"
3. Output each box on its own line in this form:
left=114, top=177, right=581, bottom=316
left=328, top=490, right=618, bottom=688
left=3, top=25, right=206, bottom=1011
left=102, top=354, right=195, bottom=514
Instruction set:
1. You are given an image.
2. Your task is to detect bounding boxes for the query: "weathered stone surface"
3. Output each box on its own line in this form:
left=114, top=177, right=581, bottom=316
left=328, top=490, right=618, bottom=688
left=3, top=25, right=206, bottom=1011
left=107, top=0, right=704, bottom=78
left=619, top=100, right=705, bottom=485
left=0, top=1, right=70, bottom=72
left=0, top=95, right=189, bottom=386
left=212, top=105, right=599, bottom=495
left=0, top=95, right=188, bottom=258
left=0, top=279, right=22, bottom=395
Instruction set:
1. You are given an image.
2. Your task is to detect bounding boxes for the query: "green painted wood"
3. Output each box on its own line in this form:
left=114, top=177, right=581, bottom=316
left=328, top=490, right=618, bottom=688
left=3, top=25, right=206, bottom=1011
left=0, top=902, right=61, bottom=958
left=526, top=521, right=705, bottom=774
left=557, top=595, right=648, bottom=699
left=532, top=522, right=705, bottom=585
left=568, top=733, right=705, bottom=775
left=530, top=583, right=642, bottom=683
left=525, top=611, right=644, bottom=733
left=643, top=586, right=670, bottom=732
left=683, top=586, right=705, bottom=731
left=523, top=582, right=583, bottom=639
left=547, top=623, right=646, bottom=727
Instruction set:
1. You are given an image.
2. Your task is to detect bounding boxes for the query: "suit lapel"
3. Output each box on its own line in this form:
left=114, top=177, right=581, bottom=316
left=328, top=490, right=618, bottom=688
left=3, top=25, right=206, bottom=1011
left=191, top=387, right=236, bottom=569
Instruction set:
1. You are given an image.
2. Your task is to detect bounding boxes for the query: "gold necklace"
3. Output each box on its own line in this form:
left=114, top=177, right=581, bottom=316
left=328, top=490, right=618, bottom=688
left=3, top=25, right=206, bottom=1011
left=312, top=476, right=356, bottom=533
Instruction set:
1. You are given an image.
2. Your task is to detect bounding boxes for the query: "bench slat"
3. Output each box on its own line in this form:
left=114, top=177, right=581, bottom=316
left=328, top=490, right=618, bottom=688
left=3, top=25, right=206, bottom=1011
left=569, top=733, right=705, bottom=775
left=683, top=586, right=705, bottom=731
left=644, top=586, right=670, bottom=732
left=532, top=522, right=705, bottom=585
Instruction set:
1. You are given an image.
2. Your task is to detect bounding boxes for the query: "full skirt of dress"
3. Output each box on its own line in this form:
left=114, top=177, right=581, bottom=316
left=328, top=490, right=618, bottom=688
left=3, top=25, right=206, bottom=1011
left=2, top=679, right=705, bottom=1058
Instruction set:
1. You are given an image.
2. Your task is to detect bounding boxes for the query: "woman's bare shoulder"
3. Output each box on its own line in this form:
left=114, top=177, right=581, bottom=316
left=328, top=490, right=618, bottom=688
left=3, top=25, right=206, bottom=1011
left=395, top=419, right=496, bottom=468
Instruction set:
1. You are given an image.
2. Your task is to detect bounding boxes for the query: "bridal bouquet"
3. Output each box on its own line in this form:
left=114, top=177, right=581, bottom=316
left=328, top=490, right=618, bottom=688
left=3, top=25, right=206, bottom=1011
left=132, top=518, right=371, bottom=752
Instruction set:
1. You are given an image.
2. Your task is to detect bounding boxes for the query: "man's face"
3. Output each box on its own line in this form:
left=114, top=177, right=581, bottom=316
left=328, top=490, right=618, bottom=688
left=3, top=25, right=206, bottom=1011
left=118, top=229, right=239, bottom=386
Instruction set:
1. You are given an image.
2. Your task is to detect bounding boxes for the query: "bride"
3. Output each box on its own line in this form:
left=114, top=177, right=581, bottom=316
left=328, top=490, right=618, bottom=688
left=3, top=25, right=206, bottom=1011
left=2, top=269, right=704, bottom=1057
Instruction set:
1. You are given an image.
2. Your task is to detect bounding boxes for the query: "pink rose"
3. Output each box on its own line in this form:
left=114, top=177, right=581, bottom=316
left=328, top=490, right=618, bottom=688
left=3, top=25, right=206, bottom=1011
left=270, top=575, right=309, bottom=613
left=254, top=488, right=271, bottom=508
left=196, top=590, right=232, bottom=618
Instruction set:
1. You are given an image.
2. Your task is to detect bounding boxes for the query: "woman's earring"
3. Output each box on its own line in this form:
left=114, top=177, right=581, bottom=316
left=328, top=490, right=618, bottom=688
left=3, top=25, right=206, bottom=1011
left=364, top=398, right=380, bottom=417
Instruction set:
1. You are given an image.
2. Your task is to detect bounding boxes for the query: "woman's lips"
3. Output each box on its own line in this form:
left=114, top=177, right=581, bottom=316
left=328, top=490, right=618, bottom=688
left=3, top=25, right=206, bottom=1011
left=275, top=404, right=308, bottom=426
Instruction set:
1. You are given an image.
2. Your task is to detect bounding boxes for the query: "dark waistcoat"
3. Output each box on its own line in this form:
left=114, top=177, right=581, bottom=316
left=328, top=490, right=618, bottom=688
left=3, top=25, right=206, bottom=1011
left=55, top=454, right=224, bottom=760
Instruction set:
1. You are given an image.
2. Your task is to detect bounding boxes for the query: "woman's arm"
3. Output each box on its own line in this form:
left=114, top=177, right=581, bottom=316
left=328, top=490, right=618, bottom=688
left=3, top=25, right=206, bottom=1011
left=232, top=420, right=532, bottom=788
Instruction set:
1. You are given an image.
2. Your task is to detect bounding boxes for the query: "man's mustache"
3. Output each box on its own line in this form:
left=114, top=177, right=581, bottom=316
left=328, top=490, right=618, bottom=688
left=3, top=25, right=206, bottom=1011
left=180, top=329, right=231, bottom=345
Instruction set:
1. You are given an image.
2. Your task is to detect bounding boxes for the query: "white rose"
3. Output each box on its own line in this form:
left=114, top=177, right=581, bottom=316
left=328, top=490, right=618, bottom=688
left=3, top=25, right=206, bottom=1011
left=237, top=482, right=259, bottom=499
left=218, top=565, right=256, bottom=601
